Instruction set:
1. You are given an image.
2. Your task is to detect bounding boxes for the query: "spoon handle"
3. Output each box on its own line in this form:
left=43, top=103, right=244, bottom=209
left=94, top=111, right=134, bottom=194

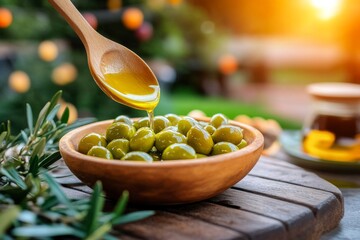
left=48, top=0, right=97, bottom=48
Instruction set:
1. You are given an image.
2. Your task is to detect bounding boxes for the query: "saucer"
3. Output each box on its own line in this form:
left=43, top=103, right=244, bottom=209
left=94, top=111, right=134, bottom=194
left=280, top=130, right=360, bottom=172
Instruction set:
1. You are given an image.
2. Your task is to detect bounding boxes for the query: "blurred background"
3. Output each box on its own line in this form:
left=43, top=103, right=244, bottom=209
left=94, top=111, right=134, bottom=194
left=1, top=0, right=359, bottom=132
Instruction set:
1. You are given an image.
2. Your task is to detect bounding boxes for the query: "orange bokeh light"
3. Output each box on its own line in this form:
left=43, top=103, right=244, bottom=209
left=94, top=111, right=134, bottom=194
left=218, top=54, right=238, bottom=75
left=52, top=63, right=78, bottom=85
left=38, top=40, right=59, bottom=62
left=122, top=7, right=144, bottom=30
left=8, top=71, right=31, bottom=93
left=0, top=8, right=12, bottom=28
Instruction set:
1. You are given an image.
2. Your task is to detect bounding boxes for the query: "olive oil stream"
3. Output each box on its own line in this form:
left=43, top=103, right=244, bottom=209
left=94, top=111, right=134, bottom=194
left=101, top=71, right=159, bottom=129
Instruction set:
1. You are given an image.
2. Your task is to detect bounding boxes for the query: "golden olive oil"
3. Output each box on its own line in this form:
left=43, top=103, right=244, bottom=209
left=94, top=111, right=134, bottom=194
left=100, top=72, right=160, bottom=129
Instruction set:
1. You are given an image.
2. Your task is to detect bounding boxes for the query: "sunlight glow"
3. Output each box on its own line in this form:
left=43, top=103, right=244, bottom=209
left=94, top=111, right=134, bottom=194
left=310, top=0, right=341, bottom=20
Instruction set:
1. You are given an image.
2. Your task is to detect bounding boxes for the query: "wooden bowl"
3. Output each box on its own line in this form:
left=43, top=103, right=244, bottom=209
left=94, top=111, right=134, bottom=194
left=59, top=118, right=264, bottom=205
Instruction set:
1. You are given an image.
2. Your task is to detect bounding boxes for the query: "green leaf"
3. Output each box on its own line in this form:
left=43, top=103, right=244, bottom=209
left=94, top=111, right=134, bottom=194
left=113, top=210, right=155, bottom=225
left=17, top=210, right=37, bottom=224
left=60, top=106, right=70, bottom=124
left=106, top=191, right=129, bottom=224
left=46, top=90, right=62, bottom=117
left=0, top=205, right=20, bottom=234
left=20, top=130, right=28, bottom=142
left=46, top=104, right=60, bottom=122
left=33, top=102, right=50, bottom=135
left=31, top=137, right=46, bottom=159
left=28, top=155, right=40, bottom=176
left=83, top=182, right=104, bottom=235
left=0, top=167, right=27, bottom=190
left=85, top=223, right=112, bottom=240
left=5, top=121, right=11, bottom=142
left=41, top=195, right=58, bottom=210
left=42, top=172, right=74, bottom=212
left=62, top=118, right=96, bottom=134
left=26, top=103, right=33, bottom=134
left=38, top=151, right=61, bottom=169
left=0, top=131, right=7, bottom=145
left=12, top=224, right=83, bottom=238
left=100, top=191, right=129, bottom=224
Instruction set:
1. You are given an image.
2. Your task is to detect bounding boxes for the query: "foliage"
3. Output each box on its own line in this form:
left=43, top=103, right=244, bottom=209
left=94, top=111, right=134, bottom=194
left=0, top=91, right=154, bottom=239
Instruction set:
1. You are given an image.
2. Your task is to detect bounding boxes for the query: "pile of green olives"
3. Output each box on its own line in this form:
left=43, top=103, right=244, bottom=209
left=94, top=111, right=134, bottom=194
left=78, top=113, right=248, bottom=162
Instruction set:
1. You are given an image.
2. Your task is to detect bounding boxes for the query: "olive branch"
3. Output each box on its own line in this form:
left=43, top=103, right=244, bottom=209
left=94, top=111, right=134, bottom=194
left=0, top=91, right=153, bottom=239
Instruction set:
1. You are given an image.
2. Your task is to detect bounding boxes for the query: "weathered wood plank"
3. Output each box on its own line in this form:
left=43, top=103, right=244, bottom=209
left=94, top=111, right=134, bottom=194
left=165, top=202, right=287, bottom=240
left=117, top=211, right=245, bottom=240
left=249, top=160, right=343, bottom=200
left=60, top=186, right=91, bottom=200
left=210, top=188, right=316, bottom=239
left=259, top=155, right=304, bottom=170
left=234, top=175, right=343, bottom=236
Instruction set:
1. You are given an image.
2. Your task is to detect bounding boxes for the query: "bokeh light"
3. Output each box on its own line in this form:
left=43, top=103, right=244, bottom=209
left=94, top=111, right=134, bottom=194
left=8, top=71, right=31, bottom=93
left=52, top=63, right=78, bottom=85
left=135, top=22, right=153, bottom=41
left=107, top=0, right=122, bottom=11
left=0, top=8, right=12, bottom=28
left=218, top=54, right=238, bottom=75
left=310, top=0, right=341, bottom=20
left=122, top=7, right=144, bottom=30
left=38, top=40, right=59, bottom=62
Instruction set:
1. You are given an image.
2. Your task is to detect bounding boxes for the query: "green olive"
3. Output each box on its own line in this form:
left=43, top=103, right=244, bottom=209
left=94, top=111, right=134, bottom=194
left=210, top=113, right=228, bottom=128
left=155, top=129, right=187, bottom=152
left=106, top=122, right=136, bottom=142
left=211, top=142, right=239, bottom=155
left=237, top=139, right=248, bottom=149
left=165, top=113, right=181, bottom=126
left=154, top=116, right=171, bottom=133
left=162, top=143, right=196, bottom=160
left=187, top=125, right=214, bottom=155
left=212, top=125, right=243, bottom=145
left=78, top=133, right=107, bottom=154
left=134, top=117, right=149, bottom=129
left=163, top=125, right=178, bottom=132
left=196, top=153, right=207, bottom=158
left=130, top=127, right=155, bottom=152
left=121, top=151, right=153, bottom=162
left=177, top=116, right=197, bottom=135
left=87, top=146, right=113, bottom=159
left=114, top=115, right=133, bottom=125
left=204, top=124, right=216, bottom=135
left=106, top=139, right=129, bottom=159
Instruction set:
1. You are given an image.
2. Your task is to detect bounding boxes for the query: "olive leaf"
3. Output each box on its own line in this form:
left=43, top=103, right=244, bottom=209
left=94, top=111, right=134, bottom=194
left=26, top=103, right=33, bottom=134
left=12, top=225, right=83, bottom=238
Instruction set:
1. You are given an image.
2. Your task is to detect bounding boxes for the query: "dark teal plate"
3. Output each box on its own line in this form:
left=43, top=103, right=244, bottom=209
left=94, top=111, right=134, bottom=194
left=280, top=130, right=360, bottom=172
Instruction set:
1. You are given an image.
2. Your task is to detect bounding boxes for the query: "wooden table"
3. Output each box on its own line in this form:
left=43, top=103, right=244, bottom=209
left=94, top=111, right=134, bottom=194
left=54, top=149, right=358, bottom=240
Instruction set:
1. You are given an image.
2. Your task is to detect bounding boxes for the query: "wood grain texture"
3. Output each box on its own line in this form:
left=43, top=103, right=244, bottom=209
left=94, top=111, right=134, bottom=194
left=56, top=156, right=344, bottom=240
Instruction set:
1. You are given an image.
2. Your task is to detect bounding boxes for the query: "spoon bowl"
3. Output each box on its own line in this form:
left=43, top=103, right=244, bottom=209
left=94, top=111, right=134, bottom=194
left=48, top=0, right=160, bottom=111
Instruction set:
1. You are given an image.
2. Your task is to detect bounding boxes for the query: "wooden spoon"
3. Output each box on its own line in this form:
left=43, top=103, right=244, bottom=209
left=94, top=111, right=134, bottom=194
left=48, top=0, right=160, bottom=111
